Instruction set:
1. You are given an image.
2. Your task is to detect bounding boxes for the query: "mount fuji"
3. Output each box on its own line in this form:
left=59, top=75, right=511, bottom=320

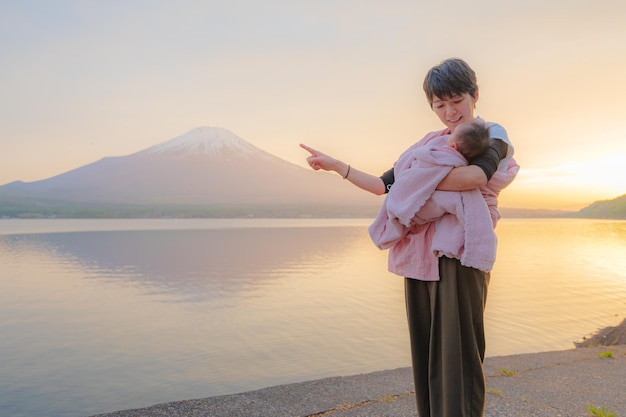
left=0, top=127, right=381, bottom=217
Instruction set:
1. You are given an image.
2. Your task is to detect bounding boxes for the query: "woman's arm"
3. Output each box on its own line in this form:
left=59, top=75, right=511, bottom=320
left=437, top=139, right=508, bottom=191
left=437, top=165, right=488, bottom=190
left=300, top=143, right=387, bottom=195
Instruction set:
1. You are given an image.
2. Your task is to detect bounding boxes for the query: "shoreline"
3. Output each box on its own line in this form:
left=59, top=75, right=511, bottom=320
left=92, top=319, right=626, bottom=417
left=575, top=317, right=626, bottom=348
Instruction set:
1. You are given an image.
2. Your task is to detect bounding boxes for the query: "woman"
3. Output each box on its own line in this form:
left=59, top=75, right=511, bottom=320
left=301, top=58, right=517, bottom=417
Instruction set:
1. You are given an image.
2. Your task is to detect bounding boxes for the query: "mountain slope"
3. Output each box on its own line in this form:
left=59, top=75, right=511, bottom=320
left=0, top=127, right=381, bottom=217
left=574, top=194, right=626, bottom=219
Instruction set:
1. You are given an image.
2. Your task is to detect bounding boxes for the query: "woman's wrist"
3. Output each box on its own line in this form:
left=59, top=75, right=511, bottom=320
left=343, top=164, right=351, bottom=179
left=333, top=160, right=349, bottom=177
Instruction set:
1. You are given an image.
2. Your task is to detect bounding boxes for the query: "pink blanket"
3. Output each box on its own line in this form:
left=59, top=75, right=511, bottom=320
left=369, top=133, right=519, bottom=281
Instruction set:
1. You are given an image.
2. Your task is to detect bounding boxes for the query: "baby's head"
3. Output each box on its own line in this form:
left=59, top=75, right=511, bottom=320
left=447, top=119, right=490, bottom=161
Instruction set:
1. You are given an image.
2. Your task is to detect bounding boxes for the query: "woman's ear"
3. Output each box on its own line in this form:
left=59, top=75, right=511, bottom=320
left=473, top=87, right=480, bottom=106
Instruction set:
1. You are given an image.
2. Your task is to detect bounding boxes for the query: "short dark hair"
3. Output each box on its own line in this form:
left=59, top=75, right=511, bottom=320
left=423, top=58, right=478, bottom=107
left=455, top=120, right=490, bottom=161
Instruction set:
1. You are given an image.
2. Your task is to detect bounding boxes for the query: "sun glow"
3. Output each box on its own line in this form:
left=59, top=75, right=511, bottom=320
left=504, top=169, right=624, bottom=210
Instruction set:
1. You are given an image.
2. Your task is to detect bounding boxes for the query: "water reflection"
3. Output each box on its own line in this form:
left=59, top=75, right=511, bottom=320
left=6, top=228, right=361, bottom=303
left=1, top=219, right=625, bottom=417
left=486, top=219, right=626, bottom=354
left=0, top=225, right=407, bottom=417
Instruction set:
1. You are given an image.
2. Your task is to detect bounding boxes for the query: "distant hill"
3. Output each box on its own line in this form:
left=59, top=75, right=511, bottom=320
left=0, top=127, right=381, bottom=218
left=500, top=194, right=626, bottom=220
left=572, top=194, right=626, bottom=219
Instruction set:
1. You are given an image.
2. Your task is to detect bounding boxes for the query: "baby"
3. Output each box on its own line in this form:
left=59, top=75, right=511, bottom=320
left=446, top=119, right=490, bottom=161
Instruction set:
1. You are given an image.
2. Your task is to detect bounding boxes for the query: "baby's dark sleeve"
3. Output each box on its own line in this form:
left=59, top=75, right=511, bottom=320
left=380, top=167, right=395, bottom=194
left=470, top=139, right=508, bottom=181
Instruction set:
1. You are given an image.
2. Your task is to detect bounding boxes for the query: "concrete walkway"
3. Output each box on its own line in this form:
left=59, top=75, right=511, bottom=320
left=93, top=345, right=625, bottom=417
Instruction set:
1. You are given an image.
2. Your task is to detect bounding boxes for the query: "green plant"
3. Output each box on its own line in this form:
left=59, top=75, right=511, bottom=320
left=587, top=405, right=615, bottom=417
left=486, top=387, right=503, bottom=396
left=598, top=350, right=614, bottom=359
left=498, top=368, right=516, bottom=376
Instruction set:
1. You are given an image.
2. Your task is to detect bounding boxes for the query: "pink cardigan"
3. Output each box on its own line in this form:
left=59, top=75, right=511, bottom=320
left=369, top=129, right=519, bottom=281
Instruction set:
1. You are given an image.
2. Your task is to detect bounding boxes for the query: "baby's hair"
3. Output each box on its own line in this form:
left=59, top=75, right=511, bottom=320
left=455, top=120, right=490, bottom=161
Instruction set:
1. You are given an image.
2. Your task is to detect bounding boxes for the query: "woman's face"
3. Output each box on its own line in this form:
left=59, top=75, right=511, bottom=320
left=431, top=91, right=478, bottom=133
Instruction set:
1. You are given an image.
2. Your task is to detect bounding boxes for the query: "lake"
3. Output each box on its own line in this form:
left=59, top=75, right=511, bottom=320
left=1, top=218, right=625, bottom=417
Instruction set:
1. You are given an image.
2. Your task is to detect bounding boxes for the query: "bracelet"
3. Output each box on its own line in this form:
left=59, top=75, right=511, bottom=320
left=343, top=164, right=351, bottom=179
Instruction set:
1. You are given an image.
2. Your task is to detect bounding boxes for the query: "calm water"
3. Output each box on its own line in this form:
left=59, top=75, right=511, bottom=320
left=1, top=218, right=625, bottom=417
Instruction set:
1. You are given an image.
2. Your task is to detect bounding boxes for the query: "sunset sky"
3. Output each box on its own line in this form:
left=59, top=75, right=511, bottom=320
left=1, top=1, right=625, bottom=211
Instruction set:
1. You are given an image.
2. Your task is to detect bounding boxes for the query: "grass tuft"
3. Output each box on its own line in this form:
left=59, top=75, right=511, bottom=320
left=498, top=368, right=516, bottom=376
left=486, top=387, right=504, bottom=396
left=598, top=350, right=614, bottom=359
left=587, top=405, right=615, bottom=417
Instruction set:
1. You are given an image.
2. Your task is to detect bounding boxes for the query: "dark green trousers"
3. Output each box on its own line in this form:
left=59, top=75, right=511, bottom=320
left=405, top=256, right=489, bottom=417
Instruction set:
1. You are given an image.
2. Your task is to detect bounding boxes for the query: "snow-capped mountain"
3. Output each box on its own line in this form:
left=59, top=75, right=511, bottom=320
left=140, top=127, right=273, bottom=160
left=0, top=127, right=381, bottom=217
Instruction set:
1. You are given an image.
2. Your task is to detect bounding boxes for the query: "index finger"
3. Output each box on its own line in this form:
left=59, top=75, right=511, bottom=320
left=299, top=143, right=319, bottom=156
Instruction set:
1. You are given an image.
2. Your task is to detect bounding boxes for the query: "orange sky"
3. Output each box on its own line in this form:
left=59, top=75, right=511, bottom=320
left=1, top=1, right=625, bottom=211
